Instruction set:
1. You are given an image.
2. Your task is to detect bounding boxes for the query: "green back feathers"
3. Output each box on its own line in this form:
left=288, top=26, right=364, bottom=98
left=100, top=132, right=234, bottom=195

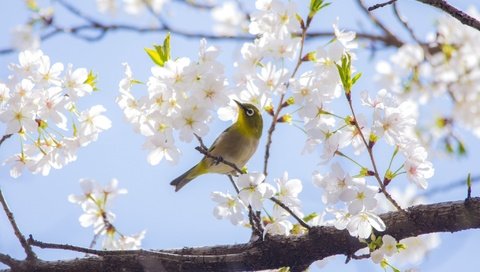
left=170, top=100, right=263, bottom=192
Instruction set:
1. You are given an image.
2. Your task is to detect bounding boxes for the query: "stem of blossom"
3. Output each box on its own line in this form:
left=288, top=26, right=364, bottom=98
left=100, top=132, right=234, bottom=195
left=227, top=175, right=263, bottom=238
left=263, top=18, right=309, bottom=178
left=88, top=232, right=101, bottom=251
left=270, top=197, right=311, bottom=230
left=345, top=95, right=404, bottom=211
left=335, top=151, right=365, bottom=169
left=227, top=175, right=240, bottom=194
left=0, top=189, right=37, bottom=261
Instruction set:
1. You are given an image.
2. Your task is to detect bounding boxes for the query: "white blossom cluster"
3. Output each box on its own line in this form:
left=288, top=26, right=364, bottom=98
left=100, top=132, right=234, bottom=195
left=211, top=171, right=306, bottom=237
left=117, top=39, right=229, bottom=165
left=313, top=163, right=385, bottom=239
left=294, top=27, right=434, bottom=240
left=375, top=7, right=480, bottom=142
left=68, top=178, right=146, bottom=250
left=117, top=0, right=435, bottom=243
left=0, top=50, right=111, bottom=178
left=218, top=0, right=301, bottom=117
left=309, top=85, right=434, bottom=238
left=375, top=186, right=441, bottom=269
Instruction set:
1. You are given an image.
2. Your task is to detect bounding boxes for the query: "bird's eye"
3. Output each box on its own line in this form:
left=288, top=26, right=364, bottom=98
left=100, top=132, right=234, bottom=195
left=246, top=108, right=254, bottom=117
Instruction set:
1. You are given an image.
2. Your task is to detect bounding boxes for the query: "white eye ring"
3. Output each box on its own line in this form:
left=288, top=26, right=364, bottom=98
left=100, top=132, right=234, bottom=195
left=246, top=108, right=254, bottom=116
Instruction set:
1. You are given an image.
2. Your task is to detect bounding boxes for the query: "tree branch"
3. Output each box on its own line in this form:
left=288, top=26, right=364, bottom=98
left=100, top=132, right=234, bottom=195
left=0, top=253, right=20, bottom=269
left=368, top=0, right=398, bottom=11
left=370, top=0, right=480, bottom=32
left=0, top=134, right=12, bottom=147
left=416, top=0, right=480, bottom=31
left=392, top=2, right=422, bottom=44
left=5, top=197, right=479, bottom=271
left=270, top=196, right=311, bottom=230
left=424, top=174, right=480, bottom=197
left=0, top=189, right=37, bottom=261
left=356, top=0, right=404, bottom=47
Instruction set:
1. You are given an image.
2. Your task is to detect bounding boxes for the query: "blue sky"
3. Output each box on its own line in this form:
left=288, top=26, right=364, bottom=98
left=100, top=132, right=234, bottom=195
left=1, top=1, right=479, bottom=271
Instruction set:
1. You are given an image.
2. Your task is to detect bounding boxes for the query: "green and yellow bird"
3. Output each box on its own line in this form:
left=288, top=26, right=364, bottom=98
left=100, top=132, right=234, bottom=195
left=170, top=100, right=263, bottom=192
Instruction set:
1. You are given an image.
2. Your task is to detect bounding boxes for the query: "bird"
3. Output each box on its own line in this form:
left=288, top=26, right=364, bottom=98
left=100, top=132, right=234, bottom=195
left=170, top=100, right=263, bottom=192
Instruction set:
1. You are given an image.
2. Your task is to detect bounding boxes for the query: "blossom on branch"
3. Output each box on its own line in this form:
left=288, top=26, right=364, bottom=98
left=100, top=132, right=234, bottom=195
left=0, top=50, right=110, bottom=177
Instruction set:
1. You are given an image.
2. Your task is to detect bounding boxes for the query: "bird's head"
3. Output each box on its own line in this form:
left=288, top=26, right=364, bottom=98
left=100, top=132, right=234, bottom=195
left=234, top=100, right=263, bottom=139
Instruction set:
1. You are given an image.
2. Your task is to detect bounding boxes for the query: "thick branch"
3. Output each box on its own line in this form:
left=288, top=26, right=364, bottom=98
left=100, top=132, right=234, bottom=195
left=416, top=0, right=480, bottom=31
left=0, top=253, right=20, bottom=269
left=7, top=197, right=480, bottom=271
left=370, top=0, right=480, bottom=31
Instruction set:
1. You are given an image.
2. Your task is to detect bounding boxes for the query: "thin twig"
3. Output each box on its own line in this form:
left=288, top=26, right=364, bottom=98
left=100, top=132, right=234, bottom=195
left=270, top=197, right=311, bottom=230
left=0, top=134, right=12, bottom=147
left=29, top=235, right=106, bottom=256
left=467, top=173, right=472, bottom=200
left=28, top=235, right=247, bottom=261
left=56, top=0, right=99, bottom=25
left=228, top=174, right=263, bottom=238
left=368, top=0, right=398, bottom=11
left=356, top=0, right=403, bottom=47
left=392, top=2, right=422, bottom=44
left=173, top=0, right=215, bottom=9
left=0, top=189, right=37, bottom=261
left=193, top=134, right=243, bottom=174
left=263, top=16, right=309, bottom=177
left=227, top=175, right=241, bottom=194
left=0, top=28, right=410, bottom=55
left=344, top=92, right=404, bottom=212
left=142, top=0, right=170, bottom=28
left=345, top=253, right=370, bottom=263
left=423, top=175, right=480, bottom=197
left=88, top=232, right=101, bottom=252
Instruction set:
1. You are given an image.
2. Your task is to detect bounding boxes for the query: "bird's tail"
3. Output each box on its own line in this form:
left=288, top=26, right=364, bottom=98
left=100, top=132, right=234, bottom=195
left=170, top=163, right=204, bottom=192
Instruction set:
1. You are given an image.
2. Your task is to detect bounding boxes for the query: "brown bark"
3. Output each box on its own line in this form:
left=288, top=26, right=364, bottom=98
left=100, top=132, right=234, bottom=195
left=3, top=197, right=479, bottom=272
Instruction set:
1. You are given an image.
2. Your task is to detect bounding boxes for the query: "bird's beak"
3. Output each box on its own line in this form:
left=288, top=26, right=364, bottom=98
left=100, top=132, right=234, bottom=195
left=233, top=99, right=245, bottom=110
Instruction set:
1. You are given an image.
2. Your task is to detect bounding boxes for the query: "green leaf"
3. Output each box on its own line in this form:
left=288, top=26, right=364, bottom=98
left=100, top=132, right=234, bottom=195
left=445, top=139, right=454, bottom=154
left=72, top=123, right=78, bottom=137
left=352, top=72, right=362, bottom=85
left=163, top=32, right=171, bottom=61
left=303, top=212, right=318, bottom=222
left=309, top=0, right=330, bottom=14
left=130, top=79, right=143, bottom=85
left=84, top=70, right=98, bottom=91
left=457, top=141, right=466, bottom=155
left=145, top=33, right=172, bottom=66
left=467, top=173, right=472, bottom=189
left=145, top=47, right=164, bottom=66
